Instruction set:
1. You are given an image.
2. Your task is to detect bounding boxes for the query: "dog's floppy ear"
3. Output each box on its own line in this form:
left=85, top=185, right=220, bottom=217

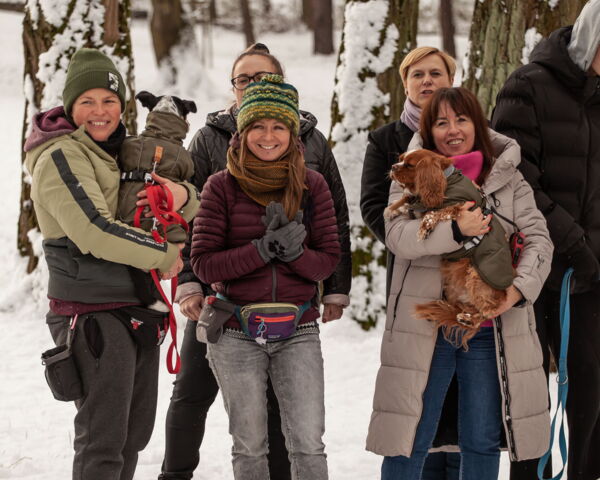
left=437, top=153, right=454, bottom=170
left=135, top=91, right=159, bottom=111
left=415, top=155, right=447, bottom=208
left=181, top=99, right=197, bottom=116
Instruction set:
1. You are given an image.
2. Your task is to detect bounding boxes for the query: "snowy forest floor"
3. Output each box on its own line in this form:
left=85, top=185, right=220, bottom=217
left=0, top=11, right=562, bottom=479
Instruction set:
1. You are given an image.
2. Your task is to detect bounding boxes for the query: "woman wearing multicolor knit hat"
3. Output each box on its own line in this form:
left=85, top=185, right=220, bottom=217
left=190, top=74, right=340, bottom=480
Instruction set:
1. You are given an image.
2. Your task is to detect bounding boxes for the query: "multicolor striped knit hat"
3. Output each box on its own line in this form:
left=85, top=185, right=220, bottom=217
left=237, top=74, right=300, bottom=135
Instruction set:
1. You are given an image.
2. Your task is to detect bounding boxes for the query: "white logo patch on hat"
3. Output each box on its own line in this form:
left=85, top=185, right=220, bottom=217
left=108, top=72, right=119, bottom=92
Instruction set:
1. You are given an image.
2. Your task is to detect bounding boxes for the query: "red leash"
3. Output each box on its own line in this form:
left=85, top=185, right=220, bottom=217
left=132, top=147, right=188, bottom=373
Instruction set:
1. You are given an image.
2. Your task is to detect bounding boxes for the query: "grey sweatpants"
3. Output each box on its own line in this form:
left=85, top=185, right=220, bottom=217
left=47, top=311, right=160, bottom=480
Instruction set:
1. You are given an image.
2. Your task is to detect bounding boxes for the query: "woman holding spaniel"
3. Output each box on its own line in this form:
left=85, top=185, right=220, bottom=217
left=366, top=87, right=553, bottom=480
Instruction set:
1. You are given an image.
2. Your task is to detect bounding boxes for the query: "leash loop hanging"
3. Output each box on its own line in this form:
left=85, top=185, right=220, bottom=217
left=537, top=267, right=573, bottom=480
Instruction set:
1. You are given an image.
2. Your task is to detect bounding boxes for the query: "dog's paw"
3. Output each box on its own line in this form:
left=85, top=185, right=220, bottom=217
left=383, top=207, right=397, bottom=221
left=417, top=212, right=436, bottom=240
left=384, top=205, right=408, bottom=221
left=456, top=312, right=476, bottom=328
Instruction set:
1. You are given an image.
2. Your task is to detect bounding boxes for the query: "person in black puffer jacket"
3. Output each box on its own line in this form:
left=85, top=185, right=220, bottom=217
left=158, top=43, right=351, bottom=480
left=491, top=2, right=600, bottom=479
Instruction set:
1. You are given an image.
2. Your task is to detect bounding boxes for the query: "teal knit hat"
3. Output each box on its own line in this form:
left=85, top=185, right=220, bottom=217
left=62, top=48, right=126, bottom=116
left=237, top=74, right=300, bottom=135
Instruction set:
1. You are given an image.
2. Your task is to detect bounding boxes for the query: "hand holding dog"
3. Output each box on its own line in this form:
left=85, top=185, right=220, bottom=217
left=136, top=172, right=189, bottom=214
left=456, top=202, right=492, bottom=237
left=489, top=285, right=523, bottom=318
left=160, top=253, right=183, bottom=280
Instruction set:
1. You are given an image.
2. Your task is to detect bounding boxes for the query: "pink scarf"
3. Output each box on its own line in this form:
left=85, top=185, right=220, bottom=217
left=452, top=151, right=483, bottom=182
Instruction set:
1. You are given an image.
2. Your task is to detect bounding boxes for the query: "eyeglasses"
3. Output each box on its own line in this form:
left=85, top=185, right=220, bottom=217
left=231, top=72, right=274, bottom=90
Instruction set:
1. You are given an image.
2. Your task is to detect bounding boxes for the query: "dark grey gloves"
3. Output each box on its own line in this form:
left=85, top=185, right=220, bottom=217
left=253, top=202, right=306, bottom=263
left=566, top=237, right=600, bottom=293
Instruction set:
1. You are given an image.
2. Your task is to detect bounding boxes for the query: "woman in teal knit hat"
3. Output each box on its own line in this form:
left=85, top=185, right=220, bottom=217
left=24, top=47, right=199, bottom=480
left=190, top=74, right=340, bottom=480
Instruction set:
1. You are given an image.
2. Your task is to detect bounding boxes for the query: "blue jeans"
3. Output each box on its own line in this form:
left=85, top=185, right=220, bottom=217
left=208, top=333, right=327, bottom=480
left=382, top=328, right=502, bottom=480
left=422, top=452, right=460, bottom=480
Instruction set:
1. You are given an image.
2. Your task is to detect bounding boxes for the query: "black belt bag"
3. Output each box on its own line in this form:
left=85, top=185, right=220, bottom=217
left=113, top=306, right=169, bottom=348
left=41, top=316, right=83, bottom=402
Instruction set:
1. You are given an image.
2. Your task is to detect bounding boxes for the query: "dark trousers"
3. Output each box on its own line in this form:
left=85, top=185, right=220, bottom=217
left=510, top=286, right=600, bottom=480
left=48, top=312, right=160, bottom=480
left=160, top=320, right=291, bottom=480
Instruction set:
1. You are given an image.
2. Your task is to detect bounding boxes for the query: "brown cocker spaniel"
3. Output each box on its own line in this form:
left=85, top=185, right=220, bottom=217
left=385, top=149, right=511, bottom=347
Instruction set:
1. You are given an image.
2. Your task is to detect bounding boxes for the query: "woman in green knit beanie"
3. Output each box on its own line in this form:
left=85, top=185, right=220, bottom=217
left=24, top=47, right=199, bottom=480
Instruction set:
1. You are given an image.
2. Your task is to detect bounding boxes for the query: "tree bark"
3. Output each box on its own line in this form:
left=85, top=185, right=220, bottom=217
left=150, top=0, right=184, bottom=65
left=313, top=0, right=334, bottom=54
left=302, top=0, right=314, bottom=30
left=463, top=0, right=588, bottom=118
left=328, top=0, right=419, bottom=328
left=240, top=0, right=255, bottom=46
left=20, top=0, right=136, bottom=273
left=439, top=0, right=455, bottom=57
left=209, top=0, right=217, bottom=21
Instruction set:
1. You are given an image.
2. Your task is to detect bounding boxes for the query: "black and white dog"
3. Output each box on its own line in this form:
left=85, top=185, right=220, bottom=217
left=135, top=90, right=197, bottom=119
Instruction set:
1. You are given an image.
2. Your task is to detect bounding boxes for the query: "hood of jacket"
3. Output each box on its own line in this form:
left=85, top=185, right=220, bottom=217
left=567, top=0, right=600, bottom=72
left=24, top=106, right=76, bottom=153
left=530, top=27, right=590, bottom=91
left=205, top=105, right=319, bottom=137
left=408, top=129, right=521, bottom=195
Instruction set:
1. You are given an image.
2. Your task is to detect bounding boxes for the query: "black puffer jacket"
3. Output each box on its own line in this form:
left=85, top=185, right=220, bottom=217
left=491, top=26, right=600, bottom=291
left=360, top=119, right=414, bottom=297
left=360, top=119, right=414, bottom=244
left=179, top=108, right=352, bottom=299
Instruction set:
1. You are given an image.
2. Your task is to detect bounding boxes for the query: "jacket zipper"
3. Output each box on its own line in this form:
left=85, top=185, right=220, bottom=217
left=494, top=317, right=517, bottom=460
left=388, top=260, right=411, bottom=338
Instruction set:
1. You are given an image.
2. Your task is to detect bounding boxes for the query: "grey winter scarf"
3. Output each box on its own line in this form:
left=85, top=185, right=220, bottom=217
left=399, top=98, right=422, bottom=133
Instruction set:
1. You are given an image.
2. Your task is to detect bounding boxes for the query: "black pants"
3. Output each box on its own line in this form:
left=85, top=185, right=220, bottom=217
left=48, top=312, right=160, bottom=480
left=510, top=286, right=600, bottom=480
left=159, top=320, right=291, bottom=480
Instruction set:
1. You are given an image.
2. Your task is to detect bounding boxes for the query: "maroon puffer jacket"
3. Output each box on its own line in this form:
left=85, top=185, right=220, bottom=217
left=190, top=169, right=340, bottom=327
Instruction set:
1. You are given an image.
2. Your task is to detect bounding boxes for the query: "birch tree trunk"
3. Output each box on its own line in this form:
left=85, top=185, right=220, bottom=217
left=463, top=0, right=588, bottom=118
left=329, top=0, right=419, bottom=328
left=150, top=0, right=201, bottom=93
left=20, top=0, right=136, bottom=273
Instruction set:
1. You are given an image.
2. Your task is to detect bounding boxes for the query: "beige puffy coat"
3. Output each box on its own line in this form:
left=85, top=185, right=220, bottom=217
left=366, top=130, right=553, bottom=461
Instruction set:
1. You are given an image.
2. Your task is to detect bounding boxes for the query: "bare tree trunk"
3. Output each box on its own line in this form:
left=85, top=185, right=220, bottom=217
left=439, top=0, right=455, bottom=57
left=209, top=0, right=217, bottom=22
left=262, top=0, right=271, bottom=14
left=463, top=0, right=588, bottom=118
left=240, top=0, right=255, bottom=46
left=302, top=0, right=314, bottom=30
left=313, top=0, right=334, bottom=54
left=329, top=0, right=419, bottom=328
left=150, top=0, right=201, bottom=92
left=20, top=0, right=136, bottom=273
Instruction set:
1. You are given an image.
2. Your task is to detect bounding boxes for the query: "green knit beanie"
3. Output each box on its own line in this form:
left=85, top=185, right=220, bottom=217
left=62, top=48, right=126, bottom=116
left=237, top=74, right=300, bottom=135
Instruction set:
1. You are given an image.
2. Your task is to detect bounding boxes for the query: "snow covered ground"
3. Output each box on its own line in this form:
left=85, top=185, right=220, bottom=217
left=0, top=10, right=562, bottom=479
